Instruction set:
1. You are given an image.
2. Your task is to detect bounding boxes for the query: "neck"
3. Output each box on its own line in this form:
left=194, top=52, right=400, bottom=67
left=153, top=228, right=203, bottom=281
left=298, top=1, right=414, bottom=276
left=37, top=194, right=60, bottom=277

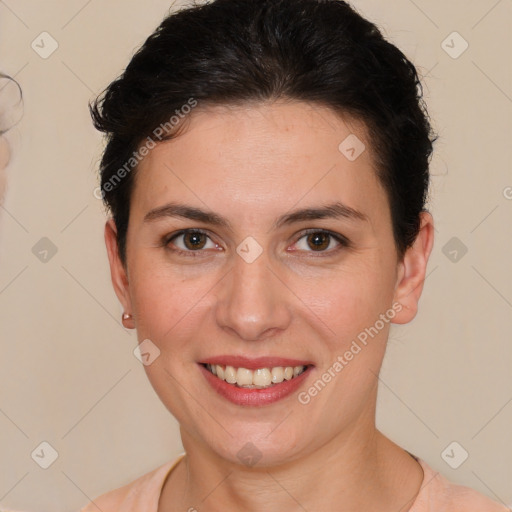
left=160, top=420, right=424, bottom=512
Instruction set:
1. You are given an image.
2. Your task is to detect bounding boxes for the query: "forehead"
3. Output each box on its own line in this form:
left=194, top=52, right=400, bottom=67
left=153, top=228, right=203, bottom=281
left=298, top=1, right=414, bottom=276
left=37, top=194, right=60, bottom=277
left=131, top=101, right=386, bottom=222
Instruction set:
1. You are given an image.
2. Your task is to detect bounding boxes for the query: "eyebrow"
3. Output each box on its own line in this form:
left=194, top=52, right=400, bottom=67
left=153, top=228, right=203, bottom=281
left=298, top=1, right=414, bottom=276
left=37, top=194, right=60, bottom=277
left=143, top=201, right=368, bottom=229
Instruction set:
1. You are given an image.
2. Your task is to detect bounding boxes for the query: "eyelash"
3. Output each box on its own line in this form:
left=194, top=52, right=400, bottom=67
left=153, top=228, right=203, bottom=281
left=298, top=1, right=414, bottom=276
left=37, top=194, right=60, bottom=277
left=162, top=228, right=350, bottom=258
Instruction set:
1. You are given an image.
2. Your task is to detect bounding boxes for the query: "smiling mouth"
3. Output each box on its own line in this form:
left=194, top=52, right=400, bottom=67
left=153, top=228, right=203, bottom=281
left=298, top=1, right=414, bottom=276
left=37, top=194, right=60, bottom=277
left=202, top=363, right=310, bottom=389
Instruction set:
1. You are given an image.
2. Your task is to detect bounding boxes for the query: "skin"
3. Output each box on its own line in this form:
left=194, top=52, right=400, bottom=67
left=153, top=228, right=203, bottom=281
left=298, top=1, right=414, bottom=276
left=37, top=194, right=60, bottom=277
left=0, top=136, right=10, bottom=202
left=0, top=74, right=21, bottom=200
left=105, top=100, right=434, bottom=512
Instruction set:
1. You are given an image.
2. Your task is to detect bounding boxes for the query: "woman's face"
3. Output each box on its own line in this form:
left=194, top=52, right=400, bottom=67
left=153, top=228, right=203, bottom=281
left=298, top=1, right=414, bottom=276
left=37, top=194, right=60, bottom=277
left=106, top=101, right=433, bottom=466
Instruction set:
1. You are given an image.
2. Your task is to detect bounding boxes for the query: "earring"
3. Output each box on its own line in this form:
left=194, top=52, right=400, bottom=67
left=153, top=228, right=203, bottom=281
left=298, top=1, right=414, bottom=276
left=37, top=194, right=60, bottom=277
left=122, top=312, right=134, bottom=328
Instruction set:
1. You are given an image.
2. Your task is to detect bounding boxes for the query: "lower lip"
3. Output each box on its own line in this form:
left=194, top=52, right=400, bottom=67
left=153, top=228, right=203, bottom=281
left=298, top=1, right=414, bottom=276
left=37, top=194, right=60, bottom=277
left=199, top=364, right=313, bottom=406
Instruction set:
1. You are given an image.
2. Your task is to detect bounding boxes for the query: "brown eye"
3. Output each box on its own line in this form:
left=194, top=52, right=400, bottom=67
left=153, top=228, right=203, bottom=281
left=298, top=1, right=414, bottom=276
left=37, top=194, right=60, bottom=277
left=166, top=229, right=219, bottom=254
left=306, top=232, right=330, bottom=251
left=183, top=231, right=208, bottom=250
left=291, top=229, right=348, bottom=254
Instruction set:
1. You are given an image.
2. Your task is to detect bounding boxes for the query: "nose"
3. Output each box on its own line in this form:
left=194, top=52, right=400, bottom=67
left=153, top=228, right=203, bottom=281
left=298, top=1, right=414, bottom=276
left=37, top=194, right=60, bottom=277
left=214, top=248, right=292, bottom=342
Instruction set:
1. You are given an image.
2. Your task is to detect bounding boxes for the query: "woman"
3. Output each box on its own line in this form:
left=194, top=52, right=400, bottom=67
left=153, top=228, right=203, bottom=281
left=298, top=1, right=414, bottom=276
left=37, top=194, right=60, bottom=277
left=81, top=0, right=508, bottom=510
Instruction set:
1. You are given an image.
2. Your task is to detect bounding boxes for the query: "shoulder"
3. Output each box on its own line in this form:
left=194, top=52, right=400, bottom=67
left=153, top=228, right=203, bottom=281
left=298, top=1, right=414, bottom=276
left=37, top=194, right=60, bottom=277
left=410, top=457, right=509, bottom=512
left=80, top=455, right=184, bottom=512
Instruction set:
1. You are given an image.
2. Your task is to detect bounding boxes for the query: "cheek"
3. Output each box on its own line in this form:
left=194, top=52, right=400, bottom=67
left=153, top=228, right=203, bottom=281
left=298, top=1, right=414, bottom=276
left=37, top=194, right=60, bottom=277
left=129, top=260, right=216, bottom=345
left=297, top=262, right=396, bottom=343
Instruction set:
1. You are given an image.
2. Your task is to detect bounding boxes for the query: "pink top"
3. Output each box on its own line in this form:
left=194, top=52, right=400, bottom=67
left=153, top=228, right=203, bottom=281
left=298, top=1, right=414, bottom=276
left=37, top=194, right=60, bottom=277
left=80, top=453, right=509, bottom=512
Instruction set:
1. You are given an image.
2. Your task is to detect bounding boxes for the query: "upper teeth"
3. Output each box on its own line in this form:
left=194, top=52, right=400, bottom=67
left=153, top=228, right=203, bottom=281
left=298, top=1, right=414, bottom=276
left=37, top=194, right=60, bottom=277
left=206, top=364, right=306, bottom=388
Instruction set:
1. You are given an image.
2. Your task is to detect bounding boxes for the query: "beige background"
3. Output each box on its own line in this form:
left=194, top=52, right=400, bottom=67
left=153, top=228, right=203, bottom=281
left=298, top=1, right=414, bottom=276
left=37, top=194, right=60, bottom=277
left=0, top=1, right=511, bottom=510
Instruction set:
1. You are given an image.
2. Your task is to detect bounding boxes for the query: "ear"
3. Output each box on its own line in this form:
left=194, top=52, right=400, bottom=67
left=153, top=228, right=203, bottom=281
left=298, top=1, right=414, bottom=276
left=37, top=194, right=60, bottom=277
left=104, top=218, right=135, bottom=329
left=391, top=211, right=435, bottom=324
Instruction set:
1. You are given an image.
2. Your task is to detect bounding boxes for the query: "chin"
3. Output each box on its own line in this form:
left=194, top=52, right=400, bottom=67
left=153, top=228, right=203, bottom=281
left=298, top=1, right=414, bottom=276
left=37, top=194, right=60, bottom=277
left=201, top=421, right=308, bottom=469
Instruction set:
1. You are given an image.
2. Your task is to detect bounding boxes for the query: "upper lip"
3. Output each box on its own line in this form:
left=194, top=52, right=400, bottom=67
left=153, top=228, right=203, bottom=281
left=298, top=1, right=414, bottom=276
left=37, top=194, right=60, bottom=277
left=199, top=355, right=313, bottom=370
